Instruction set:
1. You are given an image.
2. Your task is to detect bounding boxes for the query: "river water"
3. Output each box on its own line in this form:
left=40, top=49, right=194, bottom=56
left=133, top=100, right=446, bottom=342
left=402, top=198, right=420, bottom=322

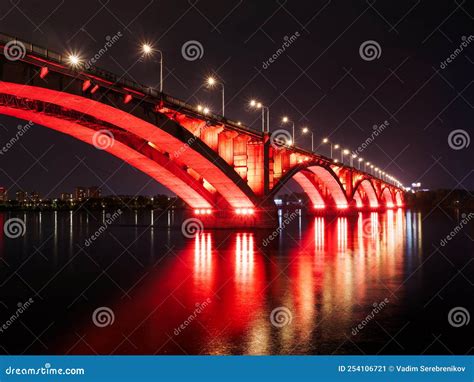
left=0, top=209, right=472, bottom=355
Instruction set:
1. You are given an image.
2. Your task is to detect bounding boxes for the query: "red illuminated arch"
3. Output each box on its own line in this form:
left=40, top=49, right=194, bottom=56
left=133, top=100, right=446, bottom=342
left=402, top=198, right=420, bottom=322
left=380, top=187, right=395, bottom=208
left=352, top=178, right=379, bottom=208
left=0, top=106, right=218, bottom=209
left=270, top=164, right=348, bottom=208
left=0, top=82, right=256, bottom=209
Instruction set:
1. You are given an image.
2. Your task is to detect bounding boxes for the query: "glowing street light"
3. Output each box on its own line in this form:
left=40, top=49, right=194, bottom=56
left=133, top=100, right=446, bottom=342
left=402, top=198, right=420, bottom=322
left=302, top=127, right=314, bottom=151
left=249, top=99, right=269, bottom=132
left=358, top=157, right=363, bottom=170
left=141, top=43, right=164, bottom=93
left=206, top=76, right=225, bottom=116
left=340, top=148, right=349, bottom=163
left=67, top=54, right=81, bottom=67
left=322, top=138, right=334, bottom=159
left=282, top=116, right=295, bottom=145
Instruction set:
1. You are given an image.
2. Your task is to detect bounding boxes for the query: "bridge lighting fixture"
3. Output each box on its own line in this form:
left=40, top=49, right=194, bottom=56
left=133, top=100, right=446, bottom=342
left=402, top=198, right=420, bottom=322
left=235, top=208, right=254, bottom=215
left=334, top=144, right=340, bottom=149
left=140, top=42, right=164, bottom=92
left=206, top=76, right=225, bottom=116
left=67, top=54, right=81, bottom=67
left=343, top=149, right=349, bottom=155
left=194, top=209, right=212, bottom=215
left=314, top=204, right=325, bottom=209
left=322, top=138, right=328, bottom=143
left=281, top=117, right=295, bottom=145
left=249, top=99, right=269, bottom=132
left=302, top=127, right=314, bottom=151
left=203, top=107, right=210, bottom=115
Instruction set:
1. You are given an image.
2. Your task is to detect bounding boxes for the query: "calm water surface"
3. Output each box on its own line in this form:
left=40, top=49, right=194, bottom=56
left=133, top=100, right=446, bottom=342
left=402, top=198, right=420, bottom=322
left=0, top=209, right=472, bottom=355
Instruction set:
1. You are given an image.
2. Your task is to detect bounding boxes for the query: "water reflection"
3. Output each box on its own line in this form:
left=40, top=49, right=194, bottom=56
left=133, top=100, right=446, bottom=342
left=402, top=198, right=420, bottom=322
left=0, top=209, right=427, bottom=355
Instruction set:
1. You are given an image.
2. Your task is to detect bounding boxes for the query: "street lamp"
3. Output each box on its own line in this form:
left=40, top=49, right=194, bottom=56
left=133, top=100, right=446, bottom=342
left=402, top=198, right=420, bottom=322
left=249, top=99, right=269, bottom=132
left=67, top=54, right=81, bottom=67
left=282, top=116, right=295, bottom=145
left=358, top=157, right=363, bottom=170
left=322, top=138, right=333, bottom=158
left=141, top=43, right=164, bottom=93
left=342, top=149, right=349, bottom=163
left=351, top=153, right=357, bottom=167
left=206, top=76, right=225, bottom=116
left=302, top=127, right=314, bottom=151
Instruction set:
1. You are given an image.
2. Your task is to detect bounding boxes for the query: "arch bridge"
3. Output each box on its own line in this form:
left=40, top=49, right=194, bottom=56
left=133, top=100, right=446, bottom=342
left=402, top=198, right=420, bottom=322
left=0, top=34, right=404, bottom=227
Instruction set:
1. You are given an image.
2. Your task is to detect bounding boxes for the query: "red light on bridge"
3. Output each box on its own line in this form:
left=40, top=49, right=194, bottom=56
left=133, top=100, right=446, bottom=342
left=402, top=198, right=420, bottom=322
left=386, top=202, right=395, bottom=209
left=370, top=203, right=379, bottom=208
left=82, top=80, right=91, bottom=92
left=336, top=204, right=348, bottom=209
left=40, top=67, right=49, bottom=79
left=124, top=94, right=133, bottom=104
left=91, top=84, right=99, bottom=94
left=194, top=209, right=212, bottom=215
left=314, top=204, right=325, bottom=209
left=235, top=208, right=254, bottom=215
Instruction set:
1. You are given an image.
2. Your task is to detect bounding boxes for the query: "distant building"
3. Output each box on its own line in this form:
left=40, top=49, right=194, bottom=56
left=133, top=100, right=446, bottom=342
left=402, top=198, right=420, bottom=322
left=29, top=191, right=40, bottom=203
left=60, top=192, right=73, bottom=201
left=0, top=187, right=7, bottom=202
left=16, top=190, right=27, bottom=202
left=75, top=187, right=87, bottom=201
left=87, top=186, right=101, bottom=198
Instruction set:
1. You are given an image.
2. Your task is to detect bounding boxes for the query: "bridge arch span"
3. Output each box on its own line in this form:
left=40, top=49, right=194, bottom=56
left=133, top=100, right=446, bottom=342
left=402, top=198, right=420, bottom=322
left=352, top=178, right=379, bottom=208
left=380, top=187, right=395, bottom=208
left=0, top=105, right=220, bottom=209
left=270, top=163, right=349, bottom=209
left=0, top=82, right=257, bottom=209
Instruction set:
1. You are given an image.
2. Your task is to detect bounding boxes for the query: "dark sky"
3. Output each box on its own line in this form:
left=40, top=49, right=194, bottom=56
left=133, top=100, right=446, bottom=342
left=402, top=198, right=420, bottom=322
left=0, top=0, right=472, bottom=198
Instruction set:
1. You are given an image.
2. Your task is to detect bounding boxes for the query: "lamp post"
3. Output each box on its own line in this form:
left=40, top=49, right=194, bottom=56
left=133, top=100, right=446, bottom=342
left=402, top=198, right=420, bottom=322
left=302, top=127, right=313, bottom=151
left=282, top=116, right=295, bottom=145
left=322, top=138, right=333, bottom=158
left=141, top=43, right=163, bottom=93
left=358, top=157, right=363, bottom=170
left=249, top=100, right=269, bottom=132
left=207, top=77, right=225, bottom=116
left=342, top=149, right=349, bottom=164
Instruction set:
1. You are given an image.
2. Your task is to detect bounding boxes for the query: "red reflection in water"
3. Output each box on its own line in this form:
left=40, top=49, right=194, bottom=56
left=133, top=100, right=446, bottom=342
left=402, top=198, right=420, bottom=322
left=56, top=211, right=411, bottom=355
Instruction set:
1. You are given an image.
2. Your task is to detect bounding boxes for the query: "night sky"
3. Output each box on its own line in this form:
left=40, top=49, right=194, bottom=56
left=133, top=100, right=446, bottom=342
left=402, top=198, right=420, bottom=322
left=0, top=0, right=472, bottom=198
